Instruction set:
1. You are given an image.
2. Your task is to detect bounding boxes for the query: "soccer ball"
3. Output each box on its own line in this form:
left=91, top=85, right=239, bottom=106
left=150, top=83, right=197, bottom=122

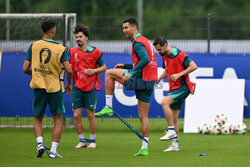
left=215, top=114, right=227, bottom=126
left=234, top=123, right=247, bottom=135
left=221, top=123, right=233, bottom=135
left=198, top=123, right=211, bottom=134
left=210, top=123, right=221, bottom=135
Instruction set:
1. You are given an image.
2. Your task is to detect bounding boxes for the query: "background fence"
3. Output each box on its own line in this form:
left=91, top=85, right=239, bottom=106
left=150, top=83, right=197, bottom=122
left=0, top=15, right=250, bottom=129
left=1, top=15, right=250, bottom=53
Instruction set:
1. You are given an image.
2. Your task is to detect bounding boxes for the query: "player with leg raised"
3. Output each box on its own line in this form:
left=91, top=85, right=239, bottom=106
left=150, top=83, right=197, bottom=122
left=95, top=18, right=158, bottom=156
left=153, top=36, right=197, bottom=152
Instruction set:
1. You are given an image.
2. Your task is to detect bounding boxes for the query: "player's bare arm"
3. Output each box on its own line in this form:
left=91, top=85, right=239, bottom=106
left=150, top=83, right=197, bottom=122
left=86, top=64, right=107, bottom=76
left=157, top=70, right=167, bottom=83
left=65, top=72, right=72, bottom=95
left=23, top=60, right=31, bottom=75
left=170, top=61, right=197, bottom=81
left=62, top=61, right=72, bottom=74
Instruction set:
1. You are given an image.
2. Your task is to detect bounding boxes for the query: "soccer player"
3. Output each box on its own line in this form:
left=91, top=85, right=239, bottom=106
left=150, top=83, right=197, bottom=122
left=66, top=24, right=106, bottom=149
left=22, top=20, right=72, bottom=158
left=94, top=18, right=158, bottom=156
left=153, top=36, right=197, bottom=152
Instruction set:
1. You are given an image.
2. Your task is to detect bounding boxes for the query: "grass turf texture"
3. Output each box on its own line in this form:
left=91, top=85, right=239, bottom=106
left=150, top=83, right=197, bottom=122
left=0, top=127, right=250, bottom=167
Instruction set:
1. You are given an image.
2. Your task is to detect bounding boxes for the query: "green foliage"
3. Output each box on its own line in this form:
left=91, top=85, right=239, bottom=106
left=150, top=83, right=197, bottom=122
left=1, top=0, right=250, bottom=40
left=3, top=0, right=250, bottom=18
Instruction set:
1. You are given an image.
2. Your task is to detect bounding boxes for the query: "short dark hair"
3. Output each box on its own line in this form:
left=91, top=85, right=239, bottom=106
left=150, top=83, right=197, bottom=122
left=41, top=20, right=56, bottom=33
left=123, top=18, right=138, bottom=28
left=153, top=36, right=168, bottom=46
left=73, top=24, right=90, bottom=37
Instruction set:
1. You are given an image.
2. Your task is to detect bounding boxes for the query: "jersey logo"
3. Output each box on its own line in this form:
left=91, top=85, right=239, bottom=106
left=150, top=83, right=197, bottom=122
left=40, top=48, right=51, bottom=65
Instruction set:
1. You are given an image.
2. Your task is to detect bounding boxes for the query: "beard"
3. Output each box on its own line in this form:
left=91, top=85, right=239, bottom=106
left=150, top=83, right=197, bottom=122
left=160, top=51, right=167, bottom=56
left=77, top=42, right=83, bottom=46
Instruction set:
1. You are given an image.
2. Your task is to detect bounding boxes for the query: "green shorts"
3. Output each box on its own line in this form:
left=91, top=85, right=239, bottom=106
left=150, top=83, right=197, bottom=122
left=123, top=73, right=154, bottom=103
left=72, top=87, right=97, bottom=110
left=168, top=84, right=190, bottom=110
left=135, top=88, right=154, bottom=103
left=33, top=89, right=65, bottom=116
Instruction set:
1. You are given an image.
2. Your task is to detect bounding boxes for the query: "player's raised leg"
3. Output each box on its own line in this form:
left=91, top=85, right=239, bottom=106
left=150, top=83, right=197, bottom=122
left=134, top=100, right=150, bottom=156
left=73, top=108, right=87, bottom=148
left=160, top=96, right=177, bottom=141
left=87, top=109, right=97, bottom=148
left=95, top=69, right=125, bottom=117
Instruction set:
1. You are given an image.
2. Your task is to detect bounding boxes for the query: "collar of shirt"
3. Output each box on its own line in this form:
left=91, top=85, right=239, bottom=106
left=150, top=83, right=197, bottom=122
left=168, top=47, right=180, bottom=58
left=131, top=33, right=141, bottom=42
left=43, top=38, right=58, bottom=44
left=78, top=46, right=94, bottom=52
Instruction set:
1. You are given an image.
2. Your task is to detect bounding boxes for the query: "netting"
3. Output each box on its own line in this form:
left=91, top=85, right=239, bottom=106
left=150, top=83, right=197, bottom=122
left=0, top=13, right=76, bottom=52
left=1, top=14, right=250, bottom=130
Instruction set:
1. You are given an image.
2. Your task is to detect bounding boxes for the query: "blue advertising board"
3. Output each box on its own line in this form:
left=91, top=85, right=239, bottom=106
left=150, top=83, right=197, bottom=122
left=0, top=52, right=249, bottom=118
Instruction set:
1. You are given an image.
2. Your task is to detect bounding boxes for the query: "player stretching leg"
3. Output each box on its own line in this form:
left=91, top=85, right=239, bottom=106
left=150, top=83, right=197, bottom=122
left=95, top=18, right=158, bottom=156
left=153, top=36, right=197, bottom=152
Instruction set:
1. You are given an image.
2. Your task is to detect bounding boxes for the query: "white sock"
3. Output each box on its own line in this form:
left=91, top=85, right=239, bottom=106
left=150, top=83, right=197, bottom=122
left=78, top=134, right=84, bottom=141
left=141, top=137, right=149, bottom=149
left=168, top=126, right=176, bottom=133
left=106, top=95, right=113, bottom=107
left=172, top=137, right=179, bottom=148
left=51, top=142, right=58, bottom=154
left=90, top=133, right=96, bottom=140
left=36, top=136, right=43, bottom=147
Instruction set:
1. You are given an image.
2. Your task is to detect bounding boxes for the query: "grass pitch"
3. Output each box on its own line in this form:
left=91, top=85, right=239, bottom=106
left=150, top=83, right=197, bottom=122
left=0, top=126, right=250, bottom=167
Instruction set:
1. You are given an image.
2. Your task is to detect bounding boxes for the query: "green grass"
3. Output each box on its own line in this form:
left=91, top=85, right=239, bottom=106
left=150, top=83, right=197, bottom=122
left=0, top=127, right=250, bottom=167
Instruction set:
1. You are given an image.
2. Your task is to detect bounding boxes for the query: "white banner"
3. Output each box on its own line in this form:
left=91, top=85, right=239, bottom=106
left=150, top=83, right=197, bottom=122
left=184, top=79, right=245, bottom=133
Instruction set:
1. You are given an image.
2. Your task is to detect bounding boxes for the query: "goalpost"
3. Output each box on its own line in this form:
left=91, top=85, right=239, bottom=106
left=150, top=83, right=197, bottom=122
left=0, top=13, right=77, bottom=52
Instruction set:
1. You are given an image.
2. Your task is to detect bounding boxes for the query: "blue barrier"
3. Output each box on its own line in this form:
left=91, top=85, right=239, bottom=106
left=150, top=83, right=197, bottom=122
left=0, top=52, right=249, bottom=118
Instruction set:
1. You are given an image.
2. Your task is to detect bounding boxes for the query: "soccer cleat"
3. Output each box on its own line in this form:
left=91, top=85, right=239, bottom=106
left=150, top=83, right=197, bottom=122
left=134, top=148, right=148, bottom=156
left=35, top=145, right=45, bottom=158
left=163, top=145, right=180, bottom=152
left=49, top=152, right=62, bottom=158
left=87, top=143, right=96, bottom=149
left=94, top=106, right=113, bottom=117
left=75, top=142, right=87, bottom=148
left=160, top=130, right=177, bottom=141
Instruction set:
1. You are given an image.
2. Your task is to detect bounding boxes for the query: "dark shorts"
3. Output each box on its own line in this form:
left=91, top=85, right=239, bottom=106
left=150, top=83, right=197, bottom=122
left=123, top=71, right=154, bottom=103
left=33, top=89, right=65, bottom=116
left=72, top=87, right=96, bottom=110
left=134, top=88, right=154, bottom=103
left=168, top=84, right=190, bottom=110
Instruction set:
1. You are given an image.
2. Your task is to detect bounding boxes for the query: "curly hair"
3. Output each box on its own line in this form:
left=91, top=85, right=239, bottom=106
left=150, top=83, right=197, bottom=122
left=73, top=24, right=90, bottom=37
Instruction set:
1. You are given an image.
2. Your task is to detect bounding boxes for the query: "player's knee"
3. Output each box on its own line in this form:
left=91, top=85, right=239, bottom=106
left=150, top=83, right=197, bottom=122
left=87, top=111, right=95, bottom=119
left=161, top=98, right=170, bottom=106
left=105, top=69, right=112, bottom=77
left=88, top=115, right=95, bottom=121
left=73, top=112, right=81, bottom=120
